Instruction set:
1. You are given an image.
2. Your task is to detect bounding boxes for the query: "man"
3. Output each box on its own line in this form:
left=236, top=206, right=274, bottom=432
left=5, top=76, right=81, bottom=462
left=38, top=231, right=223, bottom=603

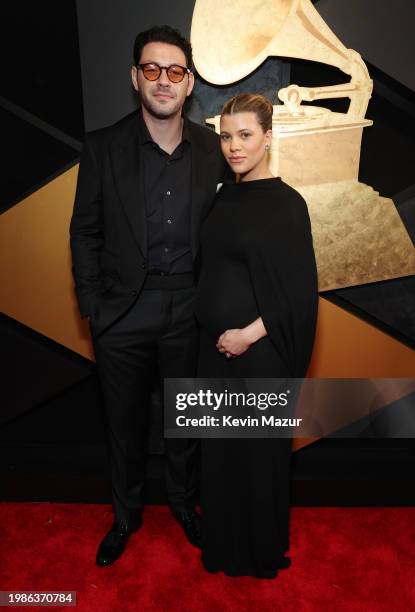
left=70, top=25, right=226, bottom=566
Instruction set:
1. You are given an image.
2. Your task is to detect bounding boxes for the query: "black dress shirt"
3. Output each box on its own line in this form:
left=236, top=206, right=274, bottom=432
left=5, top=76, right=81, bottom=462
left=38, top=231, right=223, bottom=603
left=138, top=112, right=192, bottom=274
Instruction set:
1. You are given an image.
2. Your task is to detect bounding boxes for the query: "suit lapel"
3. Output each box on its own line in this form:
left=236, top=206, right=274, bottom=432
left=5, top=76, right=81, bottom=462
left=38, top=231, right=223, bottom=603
left=110, top=117, right=147, bottom=257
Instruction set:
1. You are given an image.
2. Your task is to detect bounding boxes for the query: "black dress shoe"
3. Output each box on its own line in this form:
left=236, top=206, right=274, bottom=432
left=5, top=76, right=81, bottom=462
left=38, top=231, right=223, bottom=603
left=96, top=519, right=142, bottom=567
left=172, top=509, right=201, bottom=548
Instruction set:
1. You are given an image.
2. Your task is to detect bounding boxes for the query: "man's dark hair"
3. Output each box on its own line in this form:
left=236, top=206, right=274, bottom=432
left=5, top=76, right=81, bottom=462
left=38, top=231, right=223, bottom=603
left=133, top=25, right=193, bottom=68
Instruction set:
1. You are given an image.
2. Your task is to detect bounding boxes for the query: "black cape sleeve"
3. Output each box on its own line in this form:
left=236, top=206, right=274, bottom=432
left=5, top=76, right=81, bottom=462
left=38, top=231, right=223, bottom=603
left=248, top=193, right=318, bottom=377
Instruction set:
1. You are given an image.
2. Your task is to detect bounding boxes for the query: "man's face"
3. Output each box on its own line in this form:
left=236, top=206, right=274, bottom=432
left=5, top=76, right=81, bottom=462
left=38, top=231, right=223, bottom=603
left=131, top=42, right=194, bottom=119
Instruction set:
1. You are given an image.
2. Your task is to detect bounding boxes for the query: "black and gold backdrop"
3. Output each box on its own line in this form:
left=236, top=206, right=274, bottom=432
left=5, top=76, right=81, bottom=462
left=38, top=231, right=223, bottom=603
left=1, top=0, right=415, bottom=504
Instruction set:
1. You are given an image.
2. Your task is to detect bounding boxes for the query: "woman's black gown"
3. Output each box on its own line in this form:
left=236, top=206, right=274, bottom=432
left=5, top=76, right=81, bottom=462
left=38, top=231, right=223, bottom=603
left=195, top=177, right=318, bottom=578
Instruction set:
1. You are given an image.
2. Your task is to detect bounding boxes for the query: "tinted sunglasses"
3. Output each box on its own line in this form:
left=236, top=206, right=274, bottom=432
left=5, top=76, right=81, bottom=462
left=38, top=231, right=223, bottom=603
left=137, top=62, right=191, bottom=83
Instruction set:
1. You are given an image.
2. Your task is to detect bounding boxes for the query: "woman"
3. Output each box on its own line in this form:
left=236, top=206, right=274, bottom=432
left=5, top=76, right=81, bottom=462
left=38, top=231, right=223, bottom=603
left=195, top=93, right=319, bottom=578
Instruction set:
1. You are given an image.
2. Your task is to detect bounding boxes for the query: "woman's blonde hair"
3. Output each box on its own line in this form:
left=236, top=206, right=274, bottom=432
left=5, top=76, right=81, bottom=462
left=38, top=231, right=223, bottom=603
left=221, top=93, right=273, bottom=132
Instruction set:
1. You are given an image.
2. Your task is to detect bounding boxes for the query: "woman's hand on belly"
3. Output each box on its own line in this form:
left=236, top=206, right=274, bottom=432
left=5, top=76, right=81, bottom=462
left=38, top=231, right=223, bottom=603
left=216, top=317, right=268, bottom=358
left=216, top=328, right=252, bottom=358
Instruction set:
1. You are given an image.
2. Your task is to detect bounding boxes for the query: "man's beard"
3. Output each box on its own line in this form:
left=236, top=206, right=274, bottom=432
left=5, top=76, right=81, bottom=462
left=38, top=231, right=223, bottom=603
left=141, top=91, right=183, bottom=120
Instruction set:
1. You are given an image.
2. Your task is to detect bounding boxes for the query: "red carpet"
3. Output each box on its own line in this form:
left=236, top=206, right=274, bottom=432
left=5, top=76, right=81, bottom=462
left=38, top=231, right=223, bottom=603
left=1, top=504, right=415, bottom=611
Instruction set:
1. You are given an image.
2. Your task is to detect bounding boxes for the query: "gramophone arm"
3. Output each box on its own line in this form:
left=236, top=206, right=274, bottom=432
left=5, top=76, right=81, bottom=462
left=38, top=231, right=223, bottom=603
left=278, top=49, right=373, bottom=119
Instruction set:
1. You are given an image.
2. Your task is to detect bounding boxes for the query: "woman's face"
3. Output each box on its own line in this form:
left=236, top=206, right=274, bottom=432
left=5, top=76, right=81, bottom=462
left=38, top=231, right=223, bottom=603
left=220, top=112, right=272, bottom=180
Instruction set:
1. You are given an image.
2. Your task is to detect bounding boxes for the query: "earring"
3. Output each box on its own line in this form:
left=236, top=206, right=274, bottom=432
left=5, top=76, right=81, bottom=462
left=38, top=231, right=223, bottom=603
left=265, top=144, right=270, bottom=151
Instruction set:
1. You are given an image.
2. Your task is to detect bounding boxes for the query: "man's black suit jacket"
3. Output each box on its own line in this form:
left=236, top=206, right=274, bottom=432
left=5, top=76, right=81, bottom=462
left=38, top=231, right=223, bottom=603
left=70, top=110, right=226, bottom=337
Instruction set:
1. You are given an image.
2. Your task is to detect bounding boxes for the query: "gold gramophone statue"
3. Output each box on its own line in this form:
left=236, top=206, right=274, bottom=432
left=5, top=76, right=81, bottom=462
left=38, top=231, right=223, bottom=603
left=191, top=0, right=415, bottom=290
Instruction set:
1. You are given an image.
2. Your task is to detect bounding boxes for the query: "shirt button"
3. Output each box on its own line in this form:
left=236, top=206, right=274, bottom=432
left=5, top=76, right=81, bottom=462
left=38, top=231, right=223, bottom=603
left=167, top=219, right=172, bottom=224
left=164, top=247, right=169, bottom=253
left=166, top=191, right=171, bottom=196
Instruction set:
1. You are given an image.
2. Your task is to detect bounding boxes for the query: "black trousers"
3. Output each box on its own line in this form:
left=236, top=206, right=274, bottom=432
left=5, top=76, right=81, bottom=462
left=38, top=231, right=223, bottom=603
left=93, top=286, right=199, bottom=526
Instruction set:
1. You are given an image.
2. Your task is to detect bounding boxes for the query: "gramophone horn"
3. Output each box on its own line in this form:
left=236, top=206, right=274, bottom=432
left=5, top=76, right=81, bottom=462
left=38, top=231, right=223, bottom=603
left=191, top=0, right=293, bottom=84
left=191, top=0, right=370, bottom=92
